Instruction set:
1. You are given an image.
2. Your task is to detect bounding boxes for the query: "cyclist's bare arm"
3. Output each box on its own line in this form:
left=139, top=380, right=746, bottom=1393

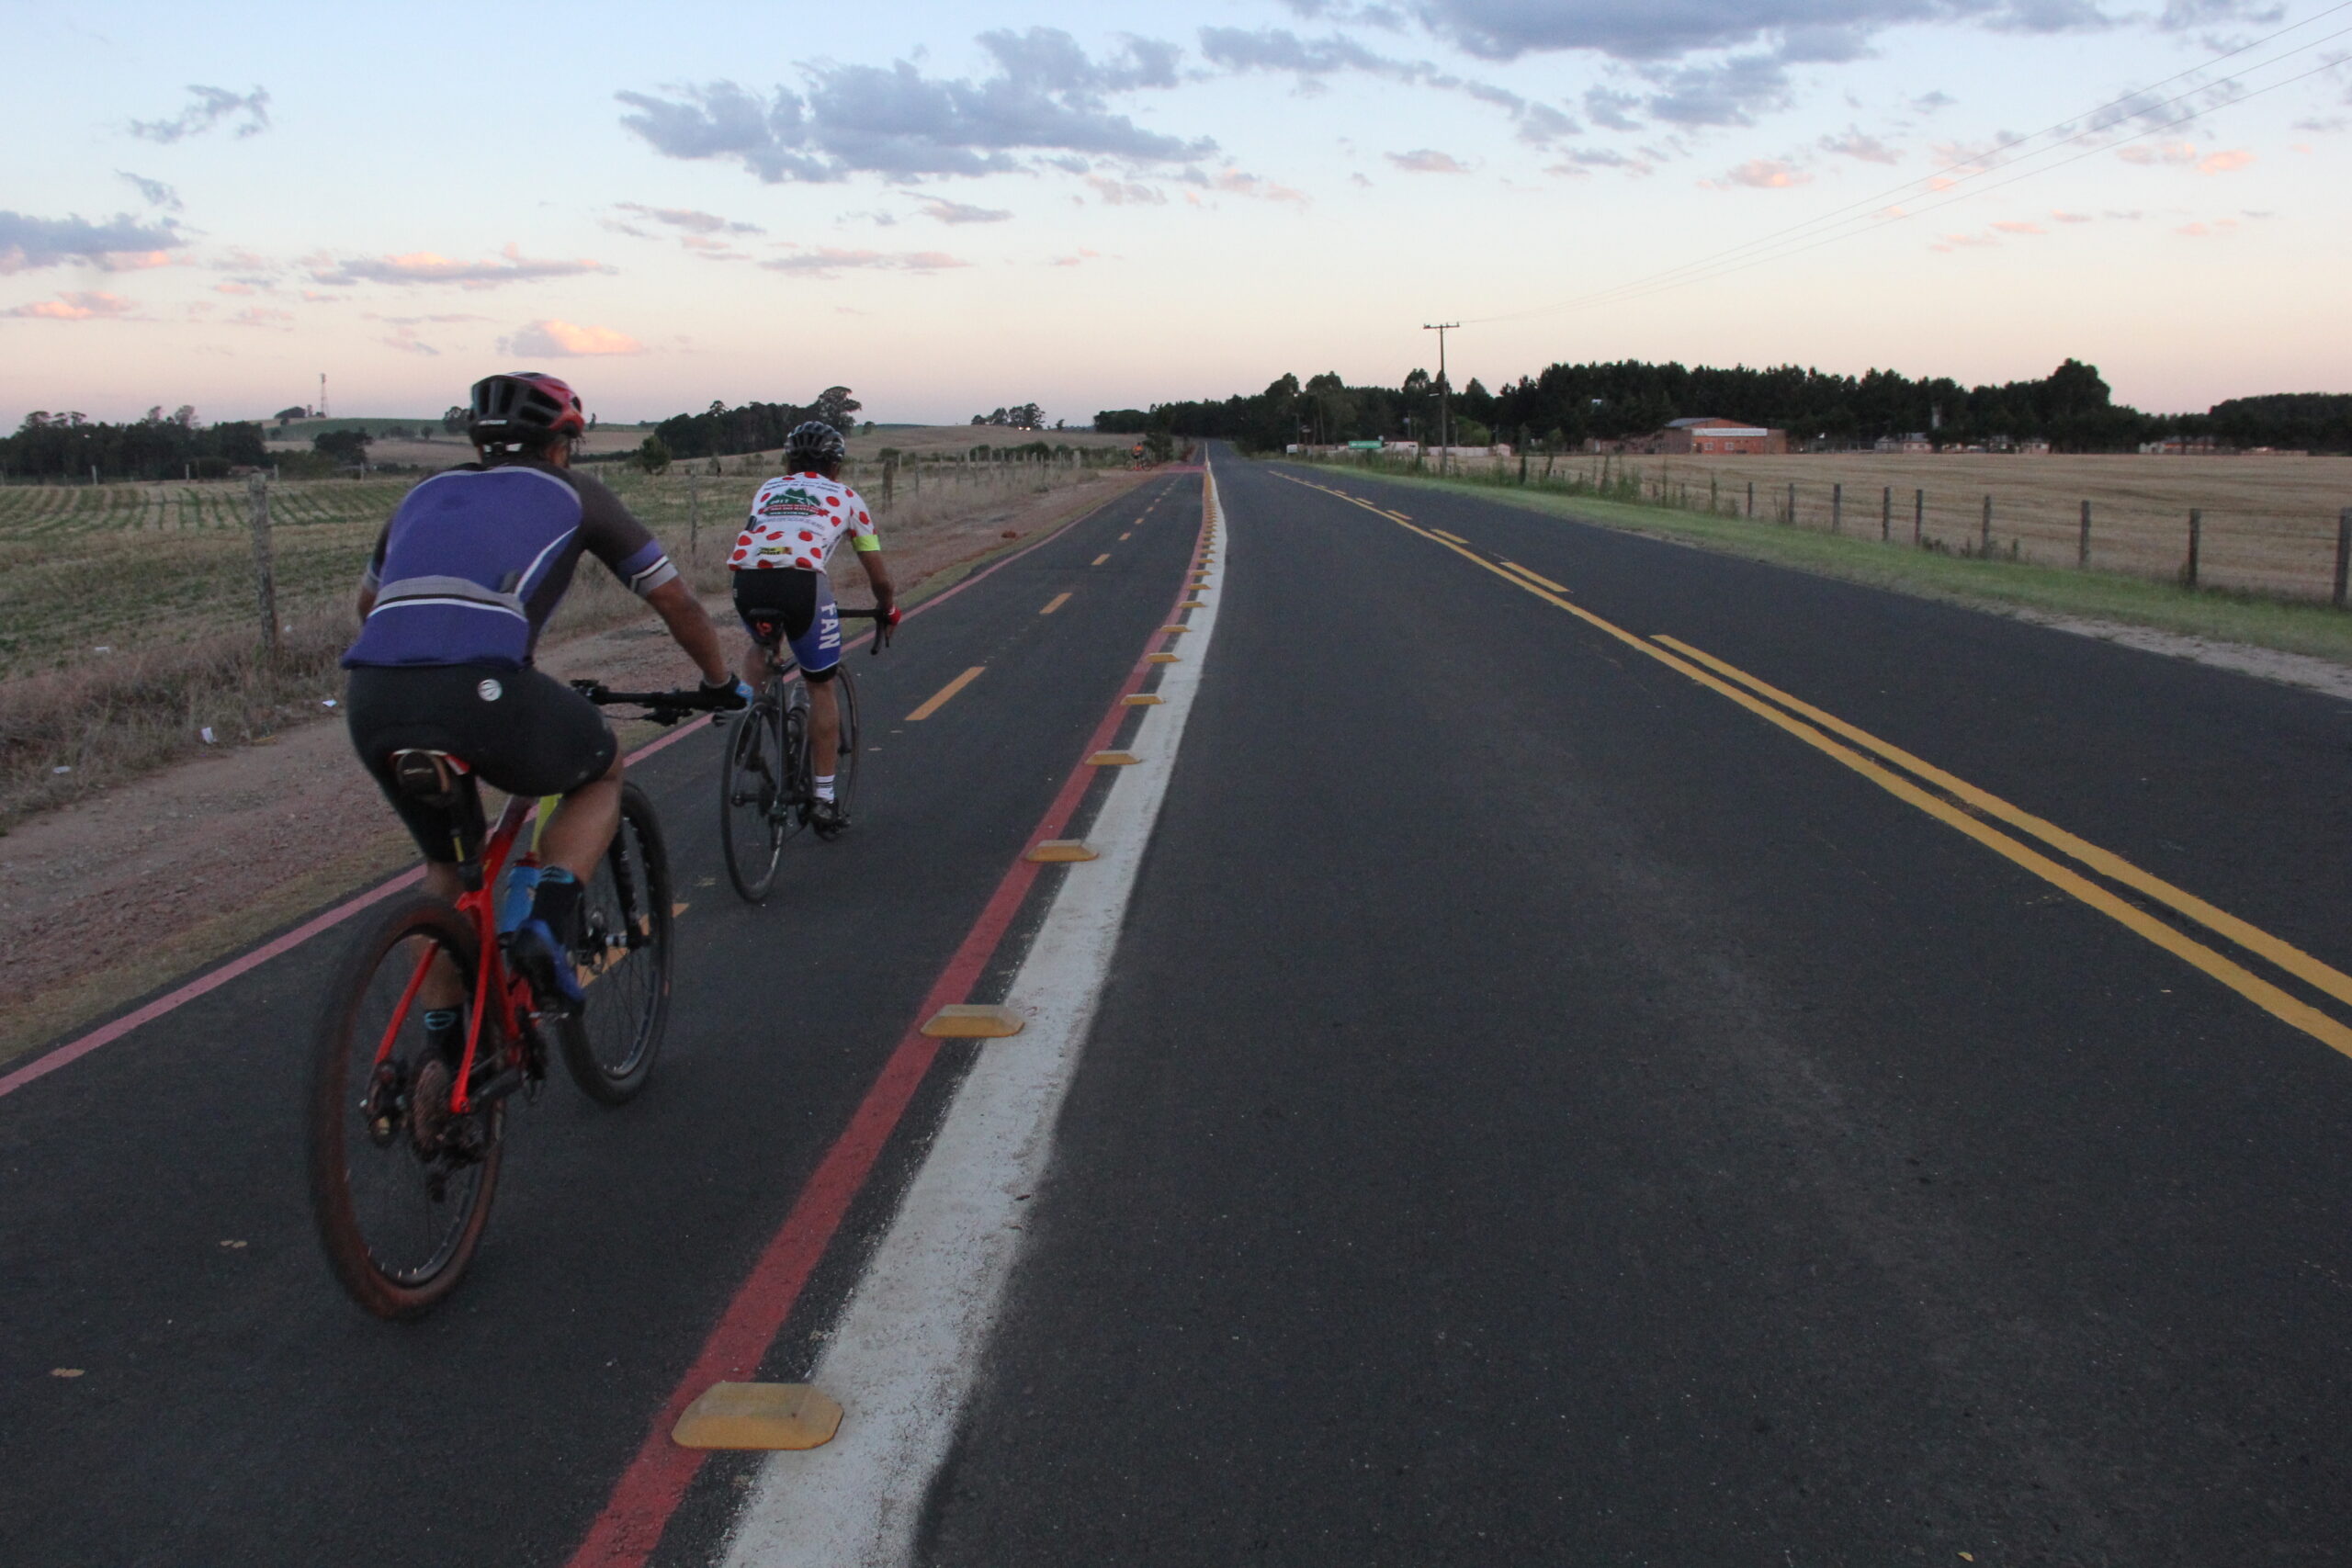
left=646, top=578, right=732, bottom=685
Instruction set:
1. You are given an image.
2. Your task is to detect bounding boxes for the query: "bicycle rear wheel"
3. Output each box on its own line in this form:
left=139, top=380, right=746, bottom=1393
left=560, top=781, right=673, bottom=1104
left=309, top=893, right=504, bottom=1320
left=719, top=684, right=786, bottom=902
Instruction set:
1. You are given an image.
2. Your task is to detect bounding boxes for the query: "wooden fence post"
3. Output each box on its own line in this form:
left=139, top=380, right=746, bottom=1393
left=2335, top=508, right=2351, bottom=609
left=1881, top=486, right=1892, bottom=542
left=1832, top=481, right=1843, bottom=534
left=247, top=474, right=279, bottom=657
left=2078, top=500, right=2091, bottom=568
left=2184, top=508, right=2201, bottom=588
left=686, top=472, right=700, bottom=559
left=1914, top=489, right=1924, bottom=546
left=1747, top=479, right=1754, bottom=517
left=1980, top=494, right=1992, bottom=555
left=1786, top=480, right=1795, bottom=525
left=883, top=454, right=897, bottom=505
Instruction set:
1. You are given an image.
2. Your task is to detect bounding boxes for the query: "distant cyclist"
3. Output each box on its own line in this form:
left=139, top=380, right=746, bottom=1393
left=728, top=419, right=900, bottom=835
left=342, top=372, right=747, bottom=1012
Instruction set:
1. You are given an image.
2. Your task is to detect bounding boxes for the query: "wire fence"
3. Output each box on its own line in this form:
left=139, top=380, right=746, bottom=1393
left=1324, top=449, right=2352, bottom=604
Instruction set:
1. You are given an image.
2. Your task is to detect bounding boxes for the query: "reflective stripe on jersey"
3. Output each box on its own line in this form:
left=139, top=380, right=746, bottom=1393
left=729, top=470, right=878, bottom=572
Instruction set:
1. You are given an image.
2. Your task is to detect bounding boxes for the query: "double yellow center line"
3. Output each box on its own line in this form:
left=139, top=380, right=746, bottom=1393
left=1275, top=470, right=2352, bottom=1059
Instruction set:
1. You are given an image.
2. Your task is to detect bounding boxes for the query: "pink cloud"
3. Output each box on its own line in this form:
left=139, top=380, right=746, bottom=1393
left=5, top=289, right=133, bottom=320
left=1712, top=158, right=1811, bottom=190
left=2119, top=141, right=2199, bottom=166
left=2197, top=149, right=2255, bottom=175
left=2051, top=209, right=2091, bottom=223
left=503, top=318, right=644, bottom=356
left=311, top=242, right=614, bottom=288
left=1207, top=167, right=1310, bottom=204
left=1991, top=220, right=2045, bottom=235
left=2176, top=219, right=2239, bottom=238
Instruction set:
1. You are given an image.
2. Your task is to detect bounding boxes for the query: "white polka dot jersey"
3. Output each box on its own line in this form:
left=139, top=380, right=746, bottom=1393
left=729, top=471, right=880, bottom=574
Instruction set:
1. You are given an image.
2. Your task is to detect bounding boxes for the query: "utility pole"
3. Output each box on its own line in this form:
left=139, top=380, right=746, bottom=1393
left=319, top=372, right=328, bottom=420
left=1423, top=321, right=1458, bottom=476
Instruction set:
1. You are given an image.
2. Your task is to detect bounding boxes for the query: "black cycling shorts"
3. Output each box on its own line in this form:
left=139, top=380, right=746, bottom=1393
left=731, top=568, right=842, bottom=680
left=345, top=662, right=617, bottom=863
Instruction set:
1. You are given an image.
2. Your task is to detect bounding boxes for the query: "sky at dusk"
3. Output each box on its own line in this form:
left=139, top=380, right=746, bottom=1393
left=5, top=0, right=2349, bottom=427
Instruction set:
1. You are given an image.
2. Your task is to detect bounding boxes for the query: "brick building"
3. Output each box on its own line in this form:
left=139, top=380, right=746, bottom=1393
left=1648, top=416, right=1786, bottom=456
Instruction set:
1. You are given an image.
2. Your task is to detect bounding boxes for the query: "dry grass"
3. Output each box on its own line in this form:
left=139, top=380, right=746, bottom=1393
left=1451, top=450, right=2352, bottom=600
left=0, top=457, right=1133, bottom=827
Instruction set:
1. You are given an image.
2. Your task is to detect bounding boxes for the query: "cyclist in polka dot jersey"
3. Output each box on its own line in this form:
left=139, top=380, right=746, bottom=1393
left=729, top=420, right=899, bottom=833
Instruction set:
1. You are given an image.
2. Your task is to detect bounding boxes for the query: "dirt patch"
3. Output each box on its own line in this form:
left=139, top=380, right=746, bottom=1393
left=0, top=468, right=1152, bottom=1066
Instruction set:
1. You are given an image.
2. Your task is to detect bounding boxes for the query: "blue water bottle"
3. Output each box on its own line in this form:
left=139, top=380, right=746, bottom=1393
left=497, top=857, right=542, bottom=933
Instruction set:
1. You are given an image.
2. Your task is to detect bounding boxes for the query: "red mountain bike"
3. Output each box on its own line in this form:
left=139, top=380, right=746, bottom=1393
left=308, top=682, right=722, bottom=1320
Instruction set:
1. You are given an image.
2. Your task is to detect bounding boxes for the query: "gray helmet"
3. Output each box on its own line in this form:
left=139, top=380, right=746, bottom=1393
left=785, top=420, right=846, bottom=468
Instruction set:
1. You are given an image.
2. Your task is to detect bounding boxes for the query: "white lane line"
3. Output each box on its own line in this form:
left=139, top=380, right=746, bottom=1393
left=718, top=465, right=1231, bottom=1568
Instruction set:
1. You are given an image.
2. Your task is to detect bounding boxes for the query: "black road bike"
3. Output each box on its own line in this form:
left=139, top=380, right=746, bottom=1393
left=720, top=605, right=892, bottom=902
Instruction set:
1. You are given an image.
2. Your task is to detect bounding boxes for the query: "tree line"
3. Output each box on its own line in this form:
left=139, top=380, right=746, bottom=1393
left=1, top=408, right=269, bottom=480
left=1102, top=360, right=2352, bottom=455
left=650, top=386, right=863, bottom=460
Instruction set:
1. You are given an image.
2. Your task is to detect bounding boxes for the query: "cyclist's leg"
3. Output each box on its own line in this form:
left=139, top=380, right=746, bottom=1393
left=788, top=574, right=845, bottom=782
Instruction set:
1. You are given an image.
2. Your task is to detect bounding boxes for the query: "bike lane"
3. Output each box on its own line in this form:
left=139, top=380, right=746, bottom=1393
left=0, top=470, right=1203, bottom=1567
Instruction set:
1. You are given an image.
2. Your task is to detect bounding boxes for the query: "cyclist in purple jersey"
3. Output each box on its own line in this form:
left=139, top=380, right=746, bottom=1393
left=341, top=372, right=746, bottom=1007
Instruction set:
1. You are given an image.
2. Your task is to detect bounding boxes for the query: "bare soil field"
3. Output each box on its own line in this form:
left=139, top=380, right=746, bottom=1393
left=1463, top=450, right=2352, bottom=601
left=0, top=465, right=1155, bottom=1063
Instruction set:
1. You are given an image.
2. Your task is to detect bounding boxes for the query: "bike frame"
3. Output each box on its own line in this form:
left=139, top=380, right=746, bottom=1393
left=370, top=790, right=538, bottom=1116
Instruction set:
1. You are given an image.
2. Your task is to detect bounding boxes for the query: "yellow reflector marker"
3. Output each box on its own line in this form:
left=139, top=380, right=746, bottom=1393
left=1159, top=625, right=1191, bottom=634
left=1025, top=840, right=1100, bottom=863
left=1180, top=600, right=1206, bottom=608
left=673, top=1382, right=843, bottom=1450
left=1039, top=592, right=1071, bottom=615
left=1146, top=652, right=1181, bottom=664
left=1087, top=750, right=1141, bottom=766
left=1122, top=694, right=1165, bottom=705
left=907, top=665, right=985, bottom=722
left=922, top=1004, right=1025, bottom=1038
left=1091, top=553, right=1111, bottom=566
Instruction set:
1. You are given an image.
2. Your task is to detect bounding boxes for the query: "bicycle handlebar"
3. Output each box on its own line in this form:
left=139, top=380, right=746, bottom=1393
left=837, top=604, right=895, bottom=653
left=570, top=681, right=729, bottom=725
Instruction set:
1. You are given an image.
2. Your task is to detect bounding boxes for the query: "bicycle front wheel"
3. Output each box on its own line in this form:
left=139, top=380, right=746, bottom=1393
left=719, top=687, right=786, bottom=903
left=561, top=781, right=673, bottom=1104
left=828, top=665, right=862, bottom=819
left=308, top=893, right=504, bottom=1320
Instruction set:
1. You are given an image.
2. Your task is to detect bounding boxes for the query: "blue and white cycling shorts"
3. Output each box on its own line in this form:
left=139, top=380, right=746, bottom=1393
left=731, top=567, right=842, bottom=678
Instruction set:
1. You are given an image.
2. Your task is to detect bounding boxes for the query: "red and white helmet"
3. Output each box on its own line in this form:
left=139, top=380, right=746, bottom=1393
left=468, top=372, right=587, bottom=441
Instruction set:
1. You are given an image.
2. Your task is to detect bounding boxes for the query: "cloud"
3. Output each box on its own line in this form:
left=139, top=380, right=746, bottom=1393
left=916, top=197, right=1014, bottom=223
left=4, top=290, right=134, bottom=321
left=757, top=247, right=968, bottom=277
left=116, top=172, right=182, bottom=211
left=1049, top=247, right=1107, bottom=266
left=1710, top=157, right=1811, bottom=188
left=1193, top=166, right=1313, bottom=203
left=1818, top=128, right=1900, bottom=163
left=1643, top=52, right=1794, bottom=126
left=2051, top=208, right=2092, bottom=221
left=129, top=85, right=269, bottom=143
left=0, top=209, right=184, bottom=273
left=1912, top=90, right=1957, bottom=112
left=502, top=319, right=645, bottom=356
left=1197, top=27, right=1579, bottom=144
left=2175, top=218, right=2239, bottom=236
left=2196, top=147, right=2254, bottom=173
left=1991, top=219, right=2045, bottom=233
left=1386, top=148, right=1469, bottom=173
left=1413, top=0, right=2113, bottom=62
left=309, top=243, right=616, bottom=288
left=2118, top=140, right=2199, bottom=165
left=1087, top=175, right=1166, bottom=205
left=617, top=28, right=1210, bottom=184
left=613, top=203, right=763, bottom=235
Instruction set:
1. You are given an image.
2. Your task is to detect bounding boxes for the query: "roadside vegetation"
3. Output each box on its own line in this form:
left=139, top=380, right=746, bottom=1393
left=1291, top=452, right=2352, bottom=666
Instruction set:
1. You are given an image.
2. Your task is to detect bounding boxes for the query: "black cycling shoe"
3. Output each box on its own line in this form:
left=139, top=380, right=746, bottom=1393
left=808, top=798, right=850, bottom=839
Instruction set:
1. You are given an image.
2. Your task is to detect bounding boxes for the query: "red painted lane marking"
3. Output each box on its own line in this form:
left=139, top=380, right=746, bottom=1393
left=0, top=493, right=1137, bottom=1104
left=564, top=475, right=1216, bottom=1568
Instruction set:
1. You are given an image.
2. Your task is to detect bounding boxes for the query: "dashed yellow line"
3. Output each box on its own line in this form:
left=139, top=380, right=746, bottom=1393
left=1040, top=592, right=1071, bottom=615
left=906, top=665, right=986, bottom=722
left=1091, top=553, right=1111, bottom=566
left=1501, top=560, right=1566, bottom=592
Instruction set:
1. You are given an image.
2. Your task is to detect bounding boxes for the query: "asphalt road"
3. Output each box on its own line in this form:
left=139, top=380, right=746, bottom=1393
left=7, top=451, right=2352, bottom=1567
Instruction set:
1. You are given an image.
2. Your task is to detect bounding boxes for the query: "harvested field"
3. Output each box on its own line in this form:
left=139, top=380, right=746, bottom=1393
left=1429, top=451, right=2352, bottom=601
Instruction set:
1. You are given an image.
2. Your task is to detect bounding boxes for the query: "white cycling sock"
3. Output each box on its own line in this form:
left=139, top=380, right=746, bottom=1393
left=814, top=773, right=836, bottom=802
